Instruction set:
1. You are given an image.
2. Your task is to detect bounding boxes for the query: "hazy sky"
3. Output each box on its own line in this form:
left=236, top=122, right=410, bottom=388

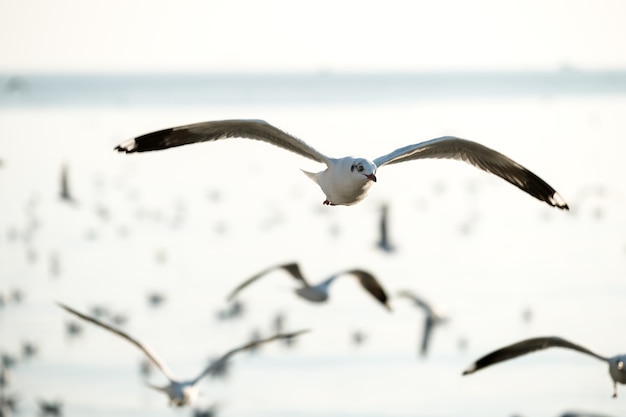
left=1, top=0, right=625, bottom=73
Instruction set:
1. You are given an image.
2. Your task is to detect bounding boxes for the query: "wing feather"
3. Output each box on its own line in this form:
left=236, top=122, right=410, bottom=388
left=191, top=330, right=309, bottom=384
left=57, top=302, right=177, bottom=380
left=115, top=119, right=329, bottom=164
left=374, top=137, right=568, bottom=209
left=336, top=270, right=390, bottom=311
left=227, top=262, right=308, bottom=301
left=463, top=336, right=609, bottom=375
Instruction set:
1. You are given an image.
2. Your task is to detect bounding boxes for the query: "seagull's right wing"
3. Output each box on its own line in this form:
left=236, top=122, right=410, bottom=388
left=226, top=262, right=308, bottom=301
left=336, top=270, right=391, bottom=311
left=373, top=137, right=568, bottom=210
left=462, top=336, right=609, bottom=375
left=420, top=315, right=435, bottom=356
left=57, top=302, right=177, bottom=381
left=115, top=119, right=330, bottom=164
left=191, top=330, right=310, bottom=385
left=397, top=290, right=434, bottom=314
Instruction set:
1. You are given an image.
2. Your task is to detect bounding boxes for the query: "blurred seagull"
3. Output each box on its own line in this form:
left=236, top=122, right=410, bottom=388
left=115, top=119, right=569, bottom=208
left=376, top=203, right=395, bottom=253
left=59, top=164, right=76, bottom=204
left=227, top=262, right=390, bottom=311
left=462, top=336, right=626, bottom=398
left=57, top=302, right=308, bottom=407
left=397, top=289, right=448, bottom=357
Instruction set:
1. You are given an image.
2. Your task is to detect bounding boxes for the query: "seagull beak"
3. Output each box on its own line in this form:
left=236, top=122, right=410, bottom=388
left=365, top=173, right=377, bottom=182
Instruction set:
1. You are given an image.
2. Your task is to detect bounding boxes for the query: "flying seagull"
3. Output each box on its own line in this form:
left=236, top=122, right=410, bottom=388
left=397, top=289, right=448, bottom=357
left=115, top=119, right=569, bottom=208
left=462, top=336, right=625, bottom=398
left=227, top=262, right=391, bottom=311
left=57, top=302, right=308, bottom=406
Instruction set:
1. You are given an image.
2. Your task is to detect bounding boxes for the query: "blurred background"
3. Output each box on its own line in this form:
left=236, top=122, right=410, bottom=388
left=1, top=1, right=625, bottom=416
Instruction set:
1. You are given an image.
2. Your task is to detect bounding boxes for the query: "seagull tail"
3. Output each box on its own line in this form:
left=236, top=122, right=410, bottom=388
left=300, top=169, right=319, bottom=184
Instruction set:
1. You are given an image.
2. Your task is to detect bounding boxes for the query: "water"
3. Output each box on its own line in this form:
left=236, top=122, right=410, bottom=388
left=1, top=71, right=625, bottom=417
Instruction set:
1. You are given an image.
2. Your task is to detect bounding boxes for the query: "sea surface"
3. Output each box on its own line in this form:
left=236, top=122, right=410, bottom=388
left=1, top=70, right=625, bottom=417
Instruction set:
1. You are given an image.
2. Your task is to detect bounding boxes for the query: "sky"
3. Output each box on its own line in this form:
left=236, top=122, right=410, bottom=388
left=0, top=0, right=625, bottom=73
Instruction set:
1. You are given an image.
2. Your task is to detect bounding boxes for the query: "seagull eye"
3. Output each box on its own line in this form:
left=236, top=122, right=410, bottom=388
left=357, top=165, right=364, bottom=172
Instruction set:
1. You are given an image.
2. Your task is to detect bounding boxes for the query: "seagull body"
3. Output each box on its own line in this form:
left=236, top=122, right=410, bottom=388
left=58, top=302, right=308, bottom=407
left=115, top=119, right=569, bottom=209
left=397, top=290, right=447, bottom=357
left=462, top=336, right=626, bottom=398
left=227, top=262, right=390, bottom=311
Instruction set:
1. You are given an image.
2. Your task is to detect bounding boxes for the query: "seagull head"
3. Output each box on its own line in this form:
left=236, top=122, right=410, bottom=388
left=350, top=159, right=377, bottom=182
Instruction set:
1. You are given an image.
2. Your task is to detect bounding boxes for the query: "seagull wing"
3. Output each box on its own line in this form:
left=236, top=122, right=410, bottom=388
left=57, top=302, right=177, bottom=381
left=226, top=262, right=308, bottom=301
left=396, top=289, right=435, bottom=315
left=191, top=330, right=310, bottom=385
left=420, top=315, right=435, bottom=356
left=373, top=136, right=568, bottom=209
left=115, top=119, right=330, bottom=164
left=462, top=336, right=609, bottom=375
left=335, top=270, right=391, bottom=311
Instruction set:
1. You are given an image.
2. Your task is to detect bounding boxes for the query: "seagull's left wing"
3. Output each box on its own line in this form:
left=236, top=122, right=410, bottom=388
left=115, top=119, right=330, bottom=165
left=57, top=302, right=178, bottom=381
left=373, top=137, right=568, bottom=209
left=462, top=336, right=609, bottom=375
left=226, top=262, right=307, bottom=302
left=191, top=330, right=309, bottom=385
left=335, top=270, right=391, bottom=311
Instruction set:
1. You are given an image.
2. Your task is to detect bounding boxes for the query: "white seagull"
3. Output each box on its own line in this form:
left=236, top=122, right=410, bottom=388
left=57, top=302, right=308, bottom=407
left=115, top=119, right=569, bottom=208
left=226, top=262, right=391, bottom=311
left=397, top=289, right=448, bottom=357
left=462, top=336, right=626, bottom=398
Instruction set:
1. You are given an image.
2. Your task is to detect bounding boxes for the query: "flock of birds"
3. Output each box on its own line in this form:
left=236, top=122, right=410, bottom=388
left=2, top=117, right=625, bottom=417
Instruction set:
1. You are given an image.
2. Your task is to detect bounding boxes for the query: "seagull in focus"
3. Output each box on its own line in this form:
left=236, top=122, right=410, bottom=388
left=115, top=119, right=569, bottom=208
left=462, top=336, right=626, bottom=398
left=57, top=302, right=308, bottom=407
left=227, top=262, right=391, bottom=311
left=397, top=289, right=448, bottom=357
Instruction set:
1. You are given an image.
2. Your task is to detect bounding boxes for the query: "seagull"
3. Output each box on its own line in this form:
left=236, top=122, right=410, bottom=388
left=376, top=203, right=395, bottom=253
left=462, top=336, right=626, bottom=398
left=57, top=302, right=309, bottom=407
left=115, top=119, right=569, bottom=208
left=397, top=290, right=448, bottom=357
left=59, top=163, right=75, bottom=204
left=226, top=262, right=391, bottom=311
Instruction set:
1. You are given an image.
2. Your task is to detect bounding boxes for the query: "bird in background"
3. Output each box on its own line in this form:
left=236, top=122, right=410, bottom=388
left=57, top=302, right=309, bottom=407
left=397, top=289, right=448, bottom=357
left=376, top=203, right=396, bottom=253
left=115, top=119, right=569, bottom=209
left=59, top=163, right=76, bottom=204
left=462, top=336, right=626, bottom=398
left=226, top=262, right=391, bottom=311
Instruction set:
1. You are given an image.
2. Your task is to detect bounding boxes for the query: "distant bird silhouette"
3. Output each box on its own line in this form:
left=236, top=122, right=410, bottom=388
left=58, top=302, right=308, bottom=407
left=462, top=336, right=626, bottom=398
left=559, top=411, right=618, bottom=417
left=147, top=292, right=166, bottom=308
left=397, top=290, right=448, bottom=357
left=37, top=399, right=62, bottom=417
left=193, top=403, right=219, bottom=417
left=59, top=164, right=75, bottom=204
left=227, top=262, right=390, bottom=311
left=376, top=203, right=395, bottom=253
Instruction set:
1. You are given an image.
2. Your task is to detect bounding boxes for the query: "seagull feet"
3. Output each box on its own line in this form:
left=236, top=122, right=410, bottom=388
left=322, top=200, right=336, bottom=206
